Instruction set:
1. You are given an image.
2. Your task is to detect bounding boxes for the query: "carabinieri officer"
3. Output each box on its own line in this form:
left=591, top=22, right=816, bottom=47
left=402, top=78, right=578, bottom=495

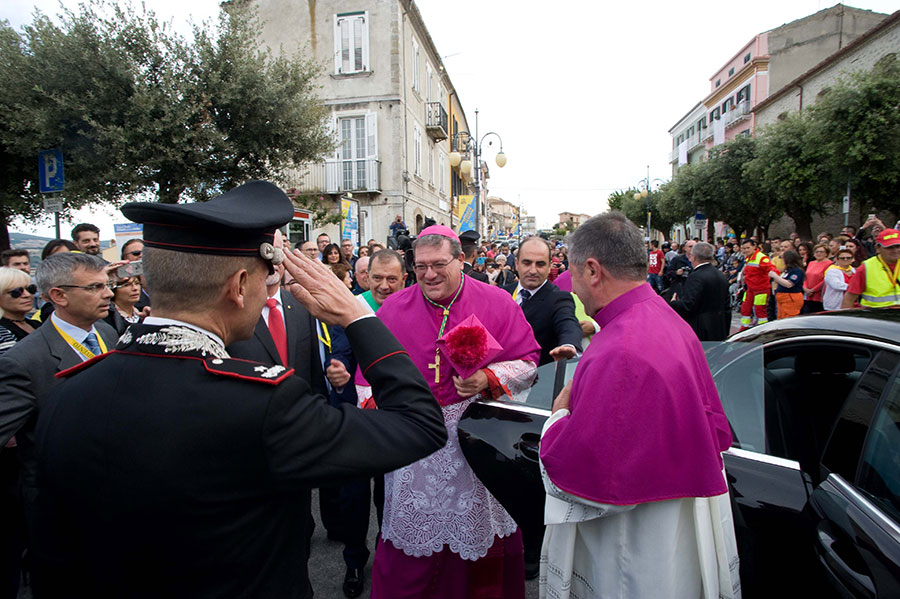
left=32, top=181, right=447, bottom=598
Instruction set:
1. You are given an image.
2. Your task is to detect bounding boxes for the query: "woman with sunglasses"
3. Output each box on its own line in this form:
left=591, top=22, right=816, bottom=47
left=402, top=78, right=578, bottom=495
left=0, top=267, right=41, bottom=356
left=823, top=248, right=857, bottom=311
left=104, top=276, right=145, bottom=334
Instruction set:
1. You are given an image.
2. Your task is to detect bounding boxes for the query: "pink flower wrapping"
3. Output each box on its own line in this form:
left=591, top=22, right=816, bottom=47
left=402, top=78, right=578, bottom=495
left=437, top=314, right=504, bottom=380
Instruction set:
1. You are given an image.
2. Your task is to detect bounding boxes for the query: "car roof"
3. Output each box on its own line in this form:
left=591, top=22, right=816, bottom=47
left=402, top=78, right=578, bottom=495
left=729, top=307, right=900, bottom=347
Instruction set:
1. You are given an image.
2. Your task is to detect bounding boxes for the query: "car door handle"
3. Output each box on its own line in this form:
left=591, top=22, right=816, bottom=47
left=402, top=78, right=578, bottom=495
left=516, top=433, right=541, bottom=462
left=816, top=526, right=875, bottom=598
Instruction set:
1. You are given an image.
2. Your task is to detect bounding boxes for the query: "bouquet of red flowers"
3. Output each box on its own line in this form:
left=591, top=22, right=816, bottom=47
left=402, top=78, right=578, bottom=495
left=436, top=314, right=503, bottom=380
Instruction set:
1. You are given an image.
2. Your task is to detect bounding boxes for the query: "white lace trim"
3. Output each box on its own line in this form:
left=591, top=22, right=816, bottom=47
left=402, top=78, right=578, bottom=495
left=381, top=397, right=518, bottom=560
left=486, top=359, right=537, bottom=403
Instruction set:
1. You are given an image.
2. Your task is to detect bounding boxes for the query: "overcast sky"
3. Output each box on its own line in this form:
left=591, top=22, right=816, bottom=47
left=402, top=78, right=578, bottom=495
left=6, top=0, right=899, bottom=237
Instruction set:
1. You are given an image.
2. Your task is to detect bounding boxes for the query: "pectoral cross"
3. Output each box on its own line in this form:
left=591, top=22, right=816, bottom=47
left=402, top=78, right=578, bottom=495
left=428, top=349, right=441, bottom=384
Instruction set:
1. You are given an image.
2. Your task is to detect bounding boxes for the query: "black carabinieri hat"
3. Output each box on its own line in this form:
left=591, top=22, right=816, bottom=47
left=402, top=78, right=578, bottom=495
left=121, top=181, right=295, bottom=272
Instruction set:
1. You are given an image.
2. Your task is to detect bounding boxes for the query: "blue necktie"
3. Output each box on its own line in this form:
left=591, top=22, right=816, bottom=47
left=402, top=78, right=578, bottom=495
left=83, top=332, right=101, bottom=355
left=519, top=289, right=532, bottom=303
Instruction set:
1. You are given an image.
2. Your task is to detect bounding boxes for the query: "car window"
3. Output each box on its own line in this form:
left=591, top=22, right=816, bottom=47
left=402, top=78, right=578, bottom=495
left=704, top=341, right=766, bottom=453
left=762, top=342, right=873, bottom=463
left=822, top=350, right=899, bottom=483
left=857, top=370, right=900, bottom=522
left=516, top=359, right=560, bottom=411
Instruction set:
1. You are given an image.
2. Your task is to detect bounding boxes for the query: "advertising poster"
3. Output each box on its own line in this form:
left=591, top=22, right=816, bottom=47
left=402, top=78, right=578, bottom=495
left=102, top=222, right=143, bottom=262
left=457, top=194, right=475, bottom=233
left=341, top=197, right=359, bottom=247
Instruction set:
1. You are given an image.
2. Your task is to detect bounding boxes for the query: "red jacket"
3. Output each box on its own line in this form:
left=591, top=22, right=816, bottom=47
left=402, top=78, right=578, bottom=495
left=743, top=250, right=779, bottom=291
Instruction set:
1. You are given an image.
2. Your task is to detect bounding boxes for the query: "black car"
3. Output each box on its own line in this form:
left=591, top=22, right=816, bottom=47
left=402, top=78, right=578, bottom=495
left=458, top=308, right=900, bottom=597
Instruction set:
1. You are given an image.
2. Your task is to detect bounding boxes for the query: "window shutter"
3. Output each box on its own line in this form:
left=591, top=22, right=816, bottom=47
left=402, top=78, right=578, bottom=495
left=365, top=112, right=377, bottom=159
left=412, top=39, right=419, bottom=93
left=326, top=115, right=340, bottom=193
left=361, top=13, right=369, bottom=71
left=333, top=16, right=343, bottom=74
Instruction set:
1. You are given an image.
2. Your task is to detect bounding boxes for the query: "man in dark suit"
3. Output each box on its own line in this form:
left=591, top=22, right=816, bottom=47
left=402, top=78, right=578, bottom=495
left=227, top=230, right=325, bottom=393
left=0, top=252, right=119, bottom=594
left=504, top=237, right=582, bottom=367
left=31, top=181, right=446, bottom=599
left=670, top=242, right=732, bottom=341
left=460, top=230, right=489, bottom=283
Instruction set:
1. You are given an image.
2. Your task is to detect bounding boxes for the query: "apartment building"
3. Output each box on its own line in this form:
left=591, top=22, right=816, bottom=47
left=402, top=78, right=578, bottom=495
left=252, top=0, right=473, bottom=243
left=668, top=4, right=886, bottom=178
left=756, top=10, right=900, bottom=238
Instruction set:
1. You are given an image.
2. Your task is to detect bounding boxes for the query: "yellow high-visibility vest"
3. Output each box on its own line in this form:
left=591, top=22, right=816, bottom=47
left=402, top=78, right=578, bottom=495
left=859, top=255, right=900, bottom=307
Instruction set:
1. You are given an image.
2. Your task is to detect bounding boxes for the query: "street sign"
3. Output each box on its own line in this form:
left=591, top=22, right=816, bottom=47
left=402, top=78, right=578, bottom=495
left=842, top=195, right=850, bottom=213
left=38, top=149, right=65, bottom=193
left=43, top=197, right=63, bottom=213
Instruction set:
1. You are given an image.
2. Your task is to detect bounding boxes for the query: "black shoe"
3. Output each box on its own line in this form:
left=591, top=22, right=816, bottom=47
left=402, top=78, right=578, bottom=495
left=343, top=567, right=364, bottom=598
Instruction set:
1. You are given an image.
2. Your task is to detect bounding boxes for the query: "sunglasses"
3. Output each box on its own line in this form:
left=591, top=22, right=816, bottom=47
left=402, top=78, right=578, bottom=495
left=8, top=284, right=37, bottom=299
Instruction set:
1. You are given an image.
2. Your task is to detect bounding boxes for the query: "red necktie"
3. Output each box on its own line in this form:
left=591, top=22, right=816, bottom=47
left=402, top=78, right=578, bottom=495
left=266, top=298, right=289, bottom=366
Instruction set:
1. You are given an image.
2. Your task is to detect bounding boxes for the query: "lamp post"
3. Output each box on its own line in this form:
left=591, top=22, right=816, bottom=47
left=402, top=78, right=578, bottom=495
left=633, top=165, right=652, bottom=241
left=448, top=109, right=506, bottom=235
left=633, top=167, right=666, bottom=241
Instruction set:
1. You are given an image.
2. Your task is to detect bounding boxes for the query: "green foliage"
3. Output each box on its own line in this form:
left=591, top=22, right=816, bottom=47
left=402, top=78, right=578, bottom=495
left=0, top=0, right=334, bottom=248
left=749, top=114, right=836, bottom=239
left=606, top=188, right=645, bottom=227
left=806, top=54, right=900, bottom=216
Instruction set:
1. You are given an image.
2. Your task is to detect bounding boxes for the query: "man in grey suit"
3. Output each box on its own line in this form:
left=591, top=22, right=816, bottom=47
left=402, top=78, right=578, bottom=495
left=0, top=252, right=118, bottom=593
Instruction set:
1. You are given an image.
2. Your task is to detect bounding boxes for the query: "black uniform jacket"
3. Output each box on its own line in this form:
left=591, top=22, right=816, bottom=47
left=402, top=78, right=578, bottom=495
left=503, top=281, right=583, bottom=366
left=670, top=263, right=732, bottom=341
left=227, top=290, right=327, bottom=397
left=33, top=317, right=446, bottom=599
left=463, top=262, right=489, bottom=283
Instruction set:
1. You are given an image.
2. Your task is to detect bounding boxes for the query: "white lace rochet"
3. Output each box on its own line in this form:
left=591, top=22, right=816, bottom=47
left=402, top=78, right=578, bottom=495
left=380, top=359, right=536, bottom=561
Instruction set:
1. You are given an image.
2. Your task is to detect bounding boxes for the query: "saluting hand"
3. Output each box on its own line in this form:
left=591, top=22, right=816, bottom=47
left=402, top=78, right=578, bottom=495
left=282, top=249, right=369, bottom=328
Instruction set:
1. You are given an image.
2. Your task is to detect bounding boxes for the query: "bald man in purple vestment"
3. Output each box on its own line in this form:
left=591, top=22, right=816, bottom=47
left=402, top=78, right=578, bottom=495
left=539, top=213, right=741, bottom=599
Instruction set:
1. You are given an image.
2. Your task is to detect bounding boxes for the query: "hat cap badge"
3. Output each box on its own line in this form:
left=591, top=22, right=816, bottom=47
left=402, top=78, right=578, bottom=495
left=259, top=242, right=284, bottom=265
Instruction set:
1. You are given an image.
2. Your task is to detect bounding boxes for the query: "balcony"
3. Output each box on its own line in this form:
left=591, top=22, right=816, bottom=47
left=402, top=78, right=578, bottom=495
left=700, top=125, right=713, bottom=142
left=669, top=130, right=703, bottom=163
left=724, top=101, right=751, bottom=128
left=426, top=102, right=448, bottom=141
left=291, top=159, right=381, bottom=194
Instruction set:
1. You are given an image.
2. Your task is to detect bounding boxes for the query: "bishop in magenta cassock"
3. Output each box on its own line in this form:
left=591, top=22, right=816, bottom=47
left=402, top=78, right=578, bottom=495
left=360, top=226, right=540, bottom=599
left=539, top=213, right=741, bottom=599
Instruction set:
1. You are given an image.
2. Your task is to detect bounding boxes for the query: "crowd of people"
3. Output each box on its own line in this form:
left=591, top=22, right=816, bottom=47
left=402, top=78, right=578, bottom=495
left=0, top=197, right=614, bottom=599
left=7, top=191, right=898, bottom=599
left=646, top=215, right=900, bottom=339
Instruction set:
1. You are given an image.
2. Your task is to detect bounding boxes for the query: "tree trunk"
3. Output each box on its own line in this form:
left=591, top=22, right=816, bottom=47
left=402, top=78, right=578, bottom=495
left=0, top=209, right=10, bottom=251
left=791, top=210, right=813, bottom=240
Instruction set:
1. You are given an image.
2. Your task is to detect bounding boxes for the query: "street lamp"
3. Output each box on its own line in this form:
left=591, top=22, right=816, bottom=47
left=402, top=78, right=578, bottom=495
left=634, top=166, right=652, bottom=241
left=633, top=167, right=666, bottom=241
left=448, top=108, right=506, bottom=235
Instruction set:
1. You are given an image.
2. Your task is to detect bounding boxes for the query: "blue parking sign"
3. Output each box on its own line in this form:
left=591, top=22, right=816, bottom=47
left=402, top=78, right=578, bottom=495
left=38, top=149, right=65, bottom=193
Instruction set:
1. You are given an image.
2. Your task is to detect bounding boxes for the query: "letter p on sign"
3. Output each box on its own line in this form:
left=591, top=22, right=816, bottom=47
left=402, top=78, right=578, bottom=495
left=38, top=149, right=65, bottom=193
